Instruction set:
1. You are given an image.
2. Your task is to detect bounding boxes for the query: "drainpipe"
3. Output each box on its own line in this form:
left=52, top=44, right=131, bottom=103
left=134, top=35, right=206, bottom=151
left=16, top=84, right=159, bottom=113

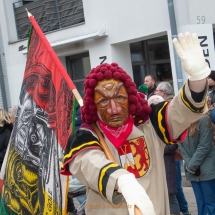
left=167, top=0, right=183, bottom=91
left=0, top=57, right=8, bottom=110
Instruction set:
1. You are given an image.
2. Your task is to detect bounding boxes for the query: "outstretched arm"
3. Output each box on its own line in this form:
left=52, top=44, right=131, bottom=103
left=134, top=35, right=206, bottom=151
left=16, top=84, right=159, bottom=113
left=173, top=32, right=210, bottom=93
left=189, top=79, right=207, bottom=93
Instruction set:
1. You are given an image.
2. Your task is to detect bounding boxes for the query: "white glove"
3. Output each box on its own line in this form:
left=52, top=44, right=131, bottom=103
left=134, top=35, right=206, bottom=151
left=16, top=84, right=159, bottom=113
left=118, top=173, right=156, bottom=215
left=172, top=32, right=211, bottom=81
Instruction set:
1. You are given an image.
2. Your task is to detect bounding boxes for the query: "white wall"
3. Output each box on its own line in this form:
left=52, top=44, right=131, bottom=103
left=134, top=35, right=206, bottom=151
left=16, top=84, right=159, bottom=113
left=187, top=0, right=215, bottom=25
left=174, top=0, right=215, bottom=26
left=2, top=0, right=215, bottom=105
left=2, top=42, right=26, bottom=106
left=111, top=43, right=133, bottom=79
left=174, top=0, right=190, bottom=27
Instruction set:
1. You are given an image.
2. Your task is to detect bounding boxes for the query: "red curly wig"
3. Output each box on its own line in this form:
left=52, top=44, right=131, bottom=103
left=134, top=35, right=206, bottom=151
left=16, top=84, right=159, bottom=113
left=81, top=62, right=152, bottom=124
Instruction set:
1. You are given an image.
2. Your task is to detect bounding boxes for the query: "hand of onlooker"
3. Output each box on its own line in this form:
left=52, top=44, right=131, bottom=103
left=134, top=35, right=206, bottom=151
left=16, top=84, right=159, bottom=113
left=186, top=166, right=201, bottom=176
left=172, top=32, right=210, bottom=81
left=117, top=173, right=156, bottom=215
left=209, top=105, right=215, bottom=111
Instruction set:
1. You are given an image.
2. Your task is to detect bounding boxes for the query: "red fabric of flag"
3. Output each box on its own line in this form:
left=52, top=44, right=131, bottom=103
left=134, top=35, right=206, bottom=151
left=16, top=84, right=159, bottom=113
left=0, top=16, right=75, bottom=215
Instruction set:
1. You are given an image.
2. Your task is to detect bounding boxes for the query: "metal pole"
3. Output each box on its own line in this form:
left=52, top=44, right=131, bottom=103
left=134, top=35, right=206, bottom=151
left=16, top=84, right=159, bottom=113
left=167, top=0, right=183, bottom=91
left=0, top=57, right=8, bottom=110
left=13, top=2, right=19, bottom=40
left=55, top=0, right=62, bottom=28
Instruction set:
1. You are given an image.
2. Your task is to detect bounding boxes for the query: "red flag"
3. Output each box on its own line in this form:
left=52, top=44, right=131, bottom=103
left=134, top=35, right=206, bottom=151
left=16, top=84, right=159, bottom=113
left=0, top=14, right=76, bottom=215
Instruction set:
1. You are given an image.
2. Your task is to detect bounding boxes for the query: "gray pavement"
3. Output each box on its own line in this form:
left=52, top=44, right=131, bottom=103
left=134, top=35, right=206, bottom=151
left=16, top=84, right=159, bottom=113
left=183, top=186, right=197, bottom=215
left=74, top=185, right=198, bottom=215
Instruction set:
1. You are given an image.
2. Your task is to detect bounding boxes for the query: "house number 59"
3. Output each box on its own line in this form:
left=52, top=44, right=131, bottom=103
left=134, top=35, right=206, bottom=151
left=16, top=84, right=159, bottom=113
left=197, top=16, right=205, bottom=24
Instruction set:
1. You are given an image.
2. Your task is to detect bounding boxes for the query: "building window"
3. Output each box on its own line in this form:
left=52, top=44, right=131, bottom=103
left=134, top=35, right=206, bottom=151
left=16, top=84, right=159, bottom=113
left=130, top=35, right=172, bottom=88
left=66, top=52, right=91, bottom=97
left=22, top=0, right=37, bottom=5
left=13, top=0, right=85, bottom=40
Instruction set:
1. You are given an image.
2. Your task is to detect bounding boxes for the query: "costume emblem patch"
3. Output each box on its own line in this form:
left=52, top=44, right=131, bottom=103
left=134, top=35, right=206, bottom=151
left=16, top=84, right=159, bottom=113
left=118, top=136, right=150, bottom=178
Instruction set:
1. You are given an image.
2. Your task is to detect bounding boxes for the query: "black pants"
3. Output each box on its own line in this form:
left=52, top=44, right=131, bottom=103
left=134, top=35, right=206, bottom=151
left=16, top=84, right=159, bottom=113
left=67, top=195, right=76, bottom=213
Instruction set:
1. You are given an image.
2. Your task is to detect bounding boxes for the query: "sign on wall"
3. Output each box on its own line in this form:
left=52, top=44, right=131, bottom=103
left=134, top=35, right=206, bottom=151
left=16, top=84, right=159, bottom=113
left=168, top=24, right=215, bottom=92
left=178, top=24, right=215, bottom=71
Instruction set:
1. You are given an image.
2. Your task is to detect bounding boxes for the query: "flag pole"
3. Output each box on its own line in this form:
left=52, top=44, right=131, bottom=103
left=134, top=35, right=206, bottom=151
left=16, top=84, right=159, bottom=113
left=25, top=8, right=32, bottom=17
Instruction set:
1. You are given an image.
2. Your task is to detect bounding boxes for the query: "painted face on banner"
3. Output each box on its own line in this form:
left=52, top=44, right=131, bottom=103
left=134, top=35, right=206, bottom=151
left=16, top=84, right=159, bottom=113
left=94, top=78, right=129, bottom=127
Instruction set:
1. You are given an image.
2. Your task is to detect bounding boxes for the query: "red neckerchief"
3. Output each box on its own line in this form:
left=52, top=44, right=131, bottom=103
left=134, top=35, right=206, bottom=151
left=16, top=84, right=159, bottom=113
left=98, top=115, right=134, bottom=149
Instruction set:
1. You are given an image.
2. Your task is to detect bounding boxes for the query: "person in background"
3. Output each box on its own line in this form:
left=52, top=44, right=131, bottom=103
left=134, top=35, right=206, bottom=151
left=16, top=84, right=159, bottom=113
left=154, top=81, right=174, bottom=101
left=147, top=95, right=164, bottom=106
left=144, top=74, right=157, bottom=99
left=138, top=84, right=148, bottom=99
left=67, top=196, right=76, bottom=215
left=210, top=107, right=215, bottom=124
left=179, top=115, right=215, bottom=215
left=207, top=70, right=215, bottom=106
left=8, top=105, right=18, bottom=125
left=74, top=104, right=86, bottom=215
left=0, top=109, right=13, bottom=171
left=150, top=87, right=180, bottom=215
left=175, top=161, right=190, bottom=215
left=207, top=70, right=215, bottom=145
left=68, top=104, right=86, bottom=215
left=154, top=81, right=188, bottom=215
left=164, top=144, right=180, bottom=215
left=74, top=104, right=82, bottom=131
